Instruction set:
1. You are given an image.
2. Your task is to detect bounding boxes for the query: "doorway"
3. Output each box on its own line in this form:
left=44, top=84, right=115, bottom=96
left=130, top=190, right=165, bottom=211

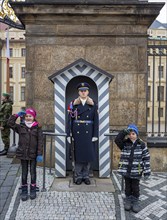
left=65, top=76, right=99, bottom=171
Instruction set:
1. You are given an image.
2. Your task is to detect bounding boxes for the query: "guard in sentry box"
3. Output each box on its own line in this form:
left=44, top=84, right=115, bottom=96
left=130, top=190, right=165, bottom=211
left=67, top=82, right=98, bottom=185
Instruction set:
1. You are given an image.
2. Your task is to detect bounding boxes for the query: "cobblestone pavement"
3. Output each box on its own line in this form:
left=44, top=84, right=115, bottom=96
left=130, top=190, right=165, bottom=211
left=1, top=153, right=167, bottom=220
left=7, top=168, right=116, bottom=220
left=15, top=191, right=116, bottom=220
left=112, top=171, right=167, bottom=220
left=0, top=157, right=20, bottom=220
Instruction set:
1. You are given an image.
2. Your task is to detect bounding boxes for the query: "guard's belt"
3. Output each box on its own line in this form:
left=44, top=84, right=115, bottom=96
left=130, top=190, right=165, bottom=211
left=74, top=120, right=93, bottom=124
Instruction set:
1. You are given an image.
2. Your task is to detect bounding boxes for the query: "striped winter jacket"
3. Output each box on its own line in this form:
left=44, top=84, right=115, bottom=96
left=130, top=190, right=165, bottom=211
left=115, top=130, right=151, bottom=179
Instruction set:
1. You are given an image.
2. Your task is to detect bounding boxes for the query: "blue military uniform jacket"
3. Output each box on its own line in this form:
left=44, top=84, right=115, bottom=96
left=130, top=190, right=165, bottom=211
left=67, top=97, right=98, bottom=162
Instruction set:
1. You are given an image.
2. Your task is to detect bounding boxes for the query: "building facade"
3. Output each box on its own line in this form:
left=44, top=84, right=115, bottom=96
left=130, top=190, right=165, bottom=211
left=147, top=20, right=167, bottom=135
left=0, top=25, right=26, bottom=113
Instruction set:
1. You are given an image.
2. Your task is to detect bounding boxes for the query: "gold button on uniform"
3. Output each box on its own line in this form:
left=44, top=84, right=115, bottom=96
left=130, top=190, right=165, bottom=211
left=77, top=131, right=79, bottom=134
left=86, top=131, right=88, bottom=133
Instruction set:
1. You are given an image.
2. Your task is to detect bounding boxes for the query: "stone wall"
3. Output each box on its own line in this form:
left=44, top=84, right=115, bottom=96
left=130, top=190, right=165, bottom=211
left=25, top=22, right=149, bottom=131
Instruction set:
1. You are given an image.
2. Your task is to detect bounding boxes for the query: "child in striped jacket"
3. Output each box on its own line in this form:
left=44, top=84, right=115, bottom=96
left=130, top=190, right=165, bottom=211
left=115, top=124, right=151, bottom=213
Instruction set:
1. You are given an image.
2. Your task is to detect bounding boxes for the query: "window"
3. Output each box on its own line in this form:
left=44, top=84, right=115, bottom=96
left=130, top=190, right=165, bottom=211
left=9, top=48, right=13, bottom=57
left=21, top=87, right=25, bottom=101
left=10, top=86, right=14, bottom=101
left=21, top=67, right=25, bottom=78
left=148, top=66, right=150, bottom=78
left=157, top=86, right=164, bottom=101
left=9, top=67, right=13, bottom=78
left=158, top=66, right=164, bottom=78
left=147, top=86, right=151, bottom=101
left=21, top=48, right=26, bottom=57
left=149, top=30, right=152, bottom=35
left=147, top=108, right=150, bottom=118
left=158, top=108, right=163, bottom=117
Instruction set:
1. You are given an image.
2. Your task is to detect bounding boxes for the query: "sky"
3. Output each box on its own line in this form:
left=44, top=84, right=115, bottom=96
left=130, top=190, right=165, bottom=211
left=148, top=0, right=167, bottom=23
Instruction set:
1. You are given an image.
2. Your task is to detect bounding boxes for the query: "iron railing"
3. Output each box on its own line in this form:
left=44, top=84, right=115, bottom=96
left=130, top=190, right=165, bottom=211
left=147, top=41, right=167, bottom=146
left=41, top=132, right=67, bottom=192
left=104, top=132, right=124, bottom=192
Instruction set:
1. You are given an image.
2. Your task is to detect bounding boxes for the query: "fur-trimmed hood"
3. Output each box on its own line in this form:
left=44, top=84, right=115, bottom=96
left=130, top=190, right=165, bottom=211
left=73, top=96, right=94, bottom=106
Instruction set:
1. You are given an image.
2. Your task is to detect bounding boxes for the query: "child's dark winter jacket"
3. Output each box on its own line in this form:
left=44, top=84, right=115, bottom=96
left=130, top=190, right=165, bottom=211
left=115, top=130, right=151, bottom=179
left=8, top=115, right=43, bottom=160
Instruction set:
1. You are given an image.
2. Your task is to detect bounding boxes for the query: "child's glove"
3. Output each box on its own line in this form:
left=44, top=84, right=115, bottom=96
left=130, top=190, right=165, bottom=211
left=123, top=129, right=130, bottom=135
left=17, top=111, right=26, bottom=117
left=36, top=155, right=43, bottom=162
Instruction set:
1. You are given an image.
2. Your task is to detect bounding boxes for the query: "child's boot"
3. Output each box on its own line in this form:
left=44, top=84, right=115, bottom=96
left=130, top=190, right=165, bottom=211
left=30, top=184, right=36, bottom=200
left=20, top=185, right=28, bottom=201
left=132, top=196, right=140, bottom=213
left=124, top=196, right=132, bottom=211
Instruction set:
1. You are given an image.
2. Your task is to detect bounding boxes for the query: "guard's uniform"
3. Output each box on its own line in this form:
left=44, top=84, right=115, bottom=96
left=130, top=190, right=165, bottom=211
left=67, top=83, right=98, bottom=184
left=0, top=93, right=13, bottom=155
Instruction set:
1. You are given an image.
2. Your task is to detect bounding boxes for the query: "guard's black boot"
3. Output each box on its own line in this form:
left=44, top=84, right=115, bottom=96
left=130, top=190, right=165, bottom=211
left=20, top=185, right=28, bottom=201
left=124, top=196, right=132, bottom=211
left=30, top=184, right=36, bottom=200
left=131, top=196, right=140, bottom=213
left=83, top=178, right=91, bottom=185
left=0, top=149, right=8, bottom=156
left=75, top=178, right=82, bottom=185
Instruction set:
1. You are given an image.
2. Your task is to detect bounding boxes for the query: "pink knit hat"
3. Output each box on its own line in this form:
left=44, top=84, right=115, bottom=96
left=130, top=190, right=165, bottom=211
left=26, top=108, right=36, bottom=118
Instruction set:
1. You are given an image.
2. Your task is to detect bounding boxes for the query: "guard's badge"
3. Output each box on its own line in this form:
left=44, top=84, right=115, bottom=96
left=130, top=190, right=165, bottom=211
left=81, top=83, right=84, bottom=87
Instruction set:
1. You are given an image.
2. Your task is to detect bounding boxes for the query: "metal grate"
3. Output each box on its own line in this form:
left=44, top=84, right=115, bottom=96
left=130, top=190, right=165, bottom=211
left=147, top=40, right=167, bottom=146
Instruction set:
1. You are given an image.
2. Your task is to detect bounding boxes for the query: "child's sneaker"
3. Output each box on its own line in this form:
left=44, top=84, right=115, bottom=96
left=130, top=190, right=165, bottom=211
left=20, top=185, right=28, bottom=201
left=124, top=196, right=132, bottom=211
left=131, top=196, right=140, bottom=213
left=30, top=184, right=36, bottom=200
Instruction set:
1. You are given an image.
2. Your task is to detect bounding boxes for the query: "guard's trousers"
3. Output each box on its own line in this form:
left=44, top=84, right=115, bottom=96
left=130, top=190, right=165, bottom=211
left=1, top=127, right=10, bottom=151
left=75, top=162, right=90, bottom=181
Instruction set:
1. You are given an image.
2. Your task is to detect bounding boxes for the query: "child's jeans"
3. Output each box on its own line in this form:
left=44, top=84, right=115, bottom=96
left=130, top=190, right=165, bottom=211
left=124, top=177, right=140, bottom=198
left=21, top=159, right=37, bottom=185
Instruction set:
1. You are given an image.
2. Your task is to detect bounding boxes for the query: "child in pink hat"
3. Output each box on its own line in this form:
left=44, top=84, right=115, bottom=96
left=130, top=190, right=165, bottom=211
left=8, top=107, right=43, bottom=201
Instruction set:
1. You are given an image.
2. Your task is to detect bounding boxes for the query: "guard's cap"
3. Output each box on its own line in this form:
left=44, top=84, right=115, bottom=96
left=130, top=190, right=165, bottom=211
left=77, top=82, right=90, bottom=91
left=2, top=92, right=10, bottom=98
